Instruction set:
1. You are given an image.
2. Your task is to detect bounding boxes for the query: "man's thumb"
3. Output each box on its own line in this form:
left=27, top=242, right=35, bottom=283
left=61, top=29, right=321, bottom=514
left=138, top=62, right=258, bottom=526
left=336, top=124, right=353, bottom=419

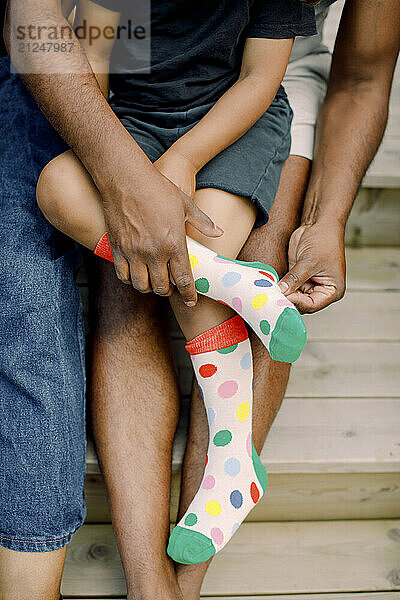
left=278, top=262, right=311, bottom=295
left=186, top=201, right=223, bottom=238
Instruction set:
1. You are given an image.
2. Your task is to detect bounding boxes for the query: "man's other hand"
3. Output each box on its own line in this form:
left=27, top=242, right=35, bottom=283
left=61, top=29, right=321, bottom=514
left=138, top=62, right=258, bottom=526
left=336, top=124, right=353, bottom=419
left=278, top=220, right=346, bottom=313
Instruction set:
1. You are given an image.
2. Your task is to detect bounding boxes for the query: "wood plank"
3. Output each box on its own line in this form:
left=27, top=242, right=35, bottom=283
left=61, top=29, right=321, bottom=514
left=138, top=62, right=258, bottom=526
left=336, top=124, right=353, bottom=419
left=177, top=341, right=400, bottom=397
left=61, top=521, right=400, bottom=596
left=87, top=397, right=400, bottom=476
left=345, top=189, right=400, bottom=248
left=303, top=292, right=400, bottom=342
left=85, top=472, right=400, bottom=524
left=345, top=248, right=400, bottom=291
left=72, top=595, right=400, bottom=600
left=287, top=342, right=400, bottom=398
left=260, top=398, right=400, bottom=473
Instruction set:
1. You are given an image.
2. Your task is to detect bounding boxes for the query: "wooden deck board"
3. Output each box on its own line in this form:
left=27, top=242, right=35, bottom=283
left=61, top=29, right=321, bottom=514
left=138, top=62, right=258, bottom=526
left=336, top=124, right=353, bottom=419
left=176, top=341, right=400, bottom=398
left=89, top=396, right=400, bottom=475
left=61, top=520, right=400, bottom=596
left=87, top=396, right=400, bottom=476
left=73, top=595, right=400, bottom=600
left=85, top=471, right=400, bottom=524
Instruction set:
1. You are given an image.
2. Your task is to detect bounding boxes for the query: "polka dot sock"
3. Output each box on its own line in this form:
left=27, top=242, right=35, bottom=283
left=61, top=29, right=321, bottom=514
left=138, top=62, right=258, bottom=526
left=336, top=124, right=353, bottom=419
left=186, top=237, right=307, bottom=363
left=167, top=315, right=267, bottom=565
left=94, top=233, right=307, bottom=362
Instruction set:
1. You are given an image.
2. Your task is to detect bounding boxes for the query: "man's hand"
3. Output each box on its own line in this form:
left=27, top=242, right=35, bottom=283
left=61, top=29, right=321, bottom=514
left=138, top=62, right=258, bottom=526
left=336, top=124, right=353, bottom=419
left=278, top=220, right=346, bottom=313
left=100, top=166, right=222, bottom=306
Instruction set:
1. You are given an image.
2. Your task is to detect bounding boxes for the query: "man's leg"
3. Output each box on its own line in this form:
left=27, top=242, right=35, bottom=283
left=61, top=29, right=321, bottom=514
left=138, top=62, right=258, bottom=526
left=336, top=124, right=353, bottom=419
left=0, top=56, right=86, bottom=599
left=0, top=548, right=66, bottom=600
left=175, top=156, right=311, bottom=598
left=90, top=261, right=183, bottom=600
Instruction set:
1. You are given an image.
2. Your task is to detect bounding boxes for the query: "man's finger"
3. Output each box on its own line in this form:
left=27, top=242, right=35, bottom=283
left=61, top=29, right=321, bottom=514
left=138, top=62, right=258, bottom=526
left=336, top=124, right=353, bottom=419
left=130, top=259, right=152, bottom=293
left=186, top=200, right=224, bottom=239
left=113, top=251, right=131, bottom=285
left=287, top=287, right=337, bottom=314
left=169, top=246, right=198, bottom=307
left=148, top=261, right=174, bottom=297
left=278, top=260, right=314, bottom=296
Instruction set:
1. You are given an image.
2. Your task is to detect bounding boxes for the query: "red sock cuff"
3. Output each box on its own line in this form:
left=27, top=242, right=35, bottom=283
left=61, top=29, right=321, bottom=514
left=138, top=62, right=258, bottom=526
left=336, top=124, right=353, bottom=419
left=94, top=232, right=114, bottom=263
left=185, top=315, right=248, bottom=355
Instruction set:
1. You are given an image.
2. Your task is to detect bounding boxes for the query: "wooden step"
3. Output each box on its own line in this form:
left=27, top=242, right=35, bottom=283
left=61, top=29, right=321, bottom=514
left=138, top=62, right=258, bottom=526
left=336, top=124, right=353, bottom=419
left=176, top=340, right=400, bottom=397
left=72, top=595, right=400, bottom=600
left=345, top=190, right=400, bottom=248
left=86, top=397, right=400, bottom=476
left=61, top=521, right=400, bottom=596
left=85, top=470, right=400, bottom=523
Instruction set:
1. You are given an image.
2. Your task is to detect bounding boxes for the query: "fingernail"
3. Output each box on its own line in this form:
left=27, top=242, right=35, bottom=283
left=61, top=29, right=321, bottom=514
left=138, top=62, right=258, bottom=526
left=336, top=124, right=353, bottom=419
left=186, top=301, right=196, bottom=307
left=279, top=281, right=289, bottom=293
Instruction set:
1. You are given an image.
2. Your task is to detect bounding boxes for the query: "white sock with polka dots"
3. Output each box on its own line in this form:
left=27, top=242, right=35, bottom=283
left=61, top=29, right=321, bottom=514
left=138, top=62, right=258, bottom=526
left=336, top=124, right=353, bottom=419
left=186, top=237, right=307, bottom=363
left=167, top=315, right=267, bottom=565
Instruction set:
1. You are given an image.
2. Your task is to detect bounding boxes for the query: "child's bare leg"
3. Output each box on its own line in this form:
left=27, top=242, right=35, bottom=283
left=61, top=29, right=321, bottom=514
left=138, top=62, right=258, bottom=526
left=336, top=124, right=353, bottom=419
left=37, top=150, right=107, bottom=250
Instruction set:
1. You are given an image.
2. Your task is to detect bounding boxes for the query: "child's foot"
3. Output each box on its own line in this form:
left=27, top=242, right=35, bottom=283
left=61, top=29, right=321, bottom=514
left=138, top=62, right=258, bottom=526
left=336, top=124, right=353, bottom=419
left=167, top=316, right=267, bottom=565
left=186, top=237, right=307, bottom=363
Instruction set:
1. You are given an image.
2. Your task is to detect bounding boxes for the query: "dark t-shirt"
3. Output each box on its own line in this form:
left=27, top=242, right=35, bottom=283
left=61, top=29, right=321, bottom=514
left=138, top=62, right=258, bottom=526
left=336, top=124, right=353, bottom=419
left=90, top=0, right=316, bottom=110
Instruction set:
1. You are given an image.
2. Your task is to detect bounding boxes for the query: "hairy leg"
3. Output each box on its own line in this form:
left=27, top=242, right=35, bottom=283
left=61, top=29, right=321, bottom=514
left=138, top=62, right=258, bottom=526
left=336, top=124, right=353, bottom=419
left=90, top=262, right=183, bottom=600
left=0, top=546, right=66, bottom=600
left=175, top=156, right=311, bottom=598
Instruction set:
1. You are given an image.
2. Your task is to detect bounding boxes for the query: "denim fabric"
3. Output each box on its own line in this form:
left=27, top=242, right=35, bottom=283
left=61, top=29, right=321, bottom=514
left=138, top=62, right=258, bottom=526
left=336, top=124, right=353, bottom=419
left=0, top=57, right=87, bottom=552
left=112, top=91, right=293, bottom=228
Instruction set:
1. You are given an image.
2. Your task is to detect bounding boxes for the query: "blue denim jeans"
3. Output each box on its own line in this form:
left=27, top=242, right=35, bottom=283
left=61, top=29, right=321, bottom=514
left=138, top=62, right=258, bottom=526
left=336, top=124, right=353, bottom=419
left=0, top=57, right=87, bottom=552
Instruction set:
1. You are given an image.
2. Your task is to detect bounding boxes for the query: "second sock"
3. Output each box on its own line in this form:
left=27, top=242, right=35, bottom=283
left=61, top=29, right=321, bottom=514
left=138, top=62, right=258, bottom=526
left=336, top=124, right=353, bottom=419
left=167, top=315, right=267, bottom=565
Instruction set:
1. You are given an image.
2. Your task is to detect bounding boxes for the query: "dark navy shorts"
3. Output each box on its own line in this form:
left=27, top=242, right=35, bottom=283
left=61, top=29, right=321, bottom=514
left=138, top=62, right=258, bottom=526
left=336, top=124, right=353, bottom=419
left=0, top=57, right=87, bottom=552
left=111, top=89, right=293, bottom=228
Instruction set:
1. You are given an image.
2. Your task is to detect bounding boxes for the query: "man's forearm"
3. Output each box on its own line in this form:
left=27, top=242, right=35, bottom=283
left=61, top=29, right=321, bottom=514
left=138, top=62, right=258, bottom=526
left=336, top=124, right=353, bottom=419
left=302, top=81, right=389, bottom=227
left=4, top=2, right=153, bottom=192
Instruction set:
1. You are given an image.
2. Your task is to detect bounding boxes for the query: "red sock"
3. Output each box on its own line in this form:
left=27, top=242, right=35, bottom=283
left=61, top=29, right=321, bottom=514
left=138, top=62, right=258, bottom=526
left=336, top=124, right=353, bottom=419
left=94, top=232, right=114, bottom=263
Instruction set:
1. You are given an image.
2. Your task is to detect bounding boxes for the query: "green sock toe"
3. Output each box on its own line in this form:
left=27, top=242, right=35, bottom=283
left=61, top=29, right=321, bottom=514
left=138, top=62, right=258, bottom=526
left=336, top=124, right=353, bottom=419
left=167, top=526, right=216, bottom=565
left=270, top=307, right=307, bottom=363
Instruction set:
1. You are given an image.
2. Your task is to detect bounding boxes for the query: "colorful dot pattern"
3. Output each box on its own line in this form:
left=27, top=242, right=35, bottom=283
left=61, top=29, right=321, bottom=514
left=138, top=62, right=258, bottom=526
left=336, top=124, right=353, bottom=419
left=174, top=332, right=266, bottom=558
left=185, top=236, right=306, bottom=366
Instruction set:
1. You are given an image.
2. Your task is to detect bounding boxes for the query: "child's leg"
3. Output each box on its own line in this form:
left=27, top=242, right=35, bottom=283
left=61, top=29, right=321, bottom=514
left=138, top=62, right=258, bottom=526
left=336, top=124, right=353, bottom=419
left=36, top=150, right=107, bottom=251
left=166, top=189, right=267, bottom=565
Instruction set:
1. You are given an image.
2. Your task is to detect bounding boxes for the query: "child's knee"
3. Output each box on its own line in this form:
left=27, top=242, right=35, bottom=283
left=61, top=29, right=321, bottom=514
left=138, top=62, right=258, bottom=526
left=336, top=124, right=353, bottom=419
left=36, top=155, right=65, bottom=221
